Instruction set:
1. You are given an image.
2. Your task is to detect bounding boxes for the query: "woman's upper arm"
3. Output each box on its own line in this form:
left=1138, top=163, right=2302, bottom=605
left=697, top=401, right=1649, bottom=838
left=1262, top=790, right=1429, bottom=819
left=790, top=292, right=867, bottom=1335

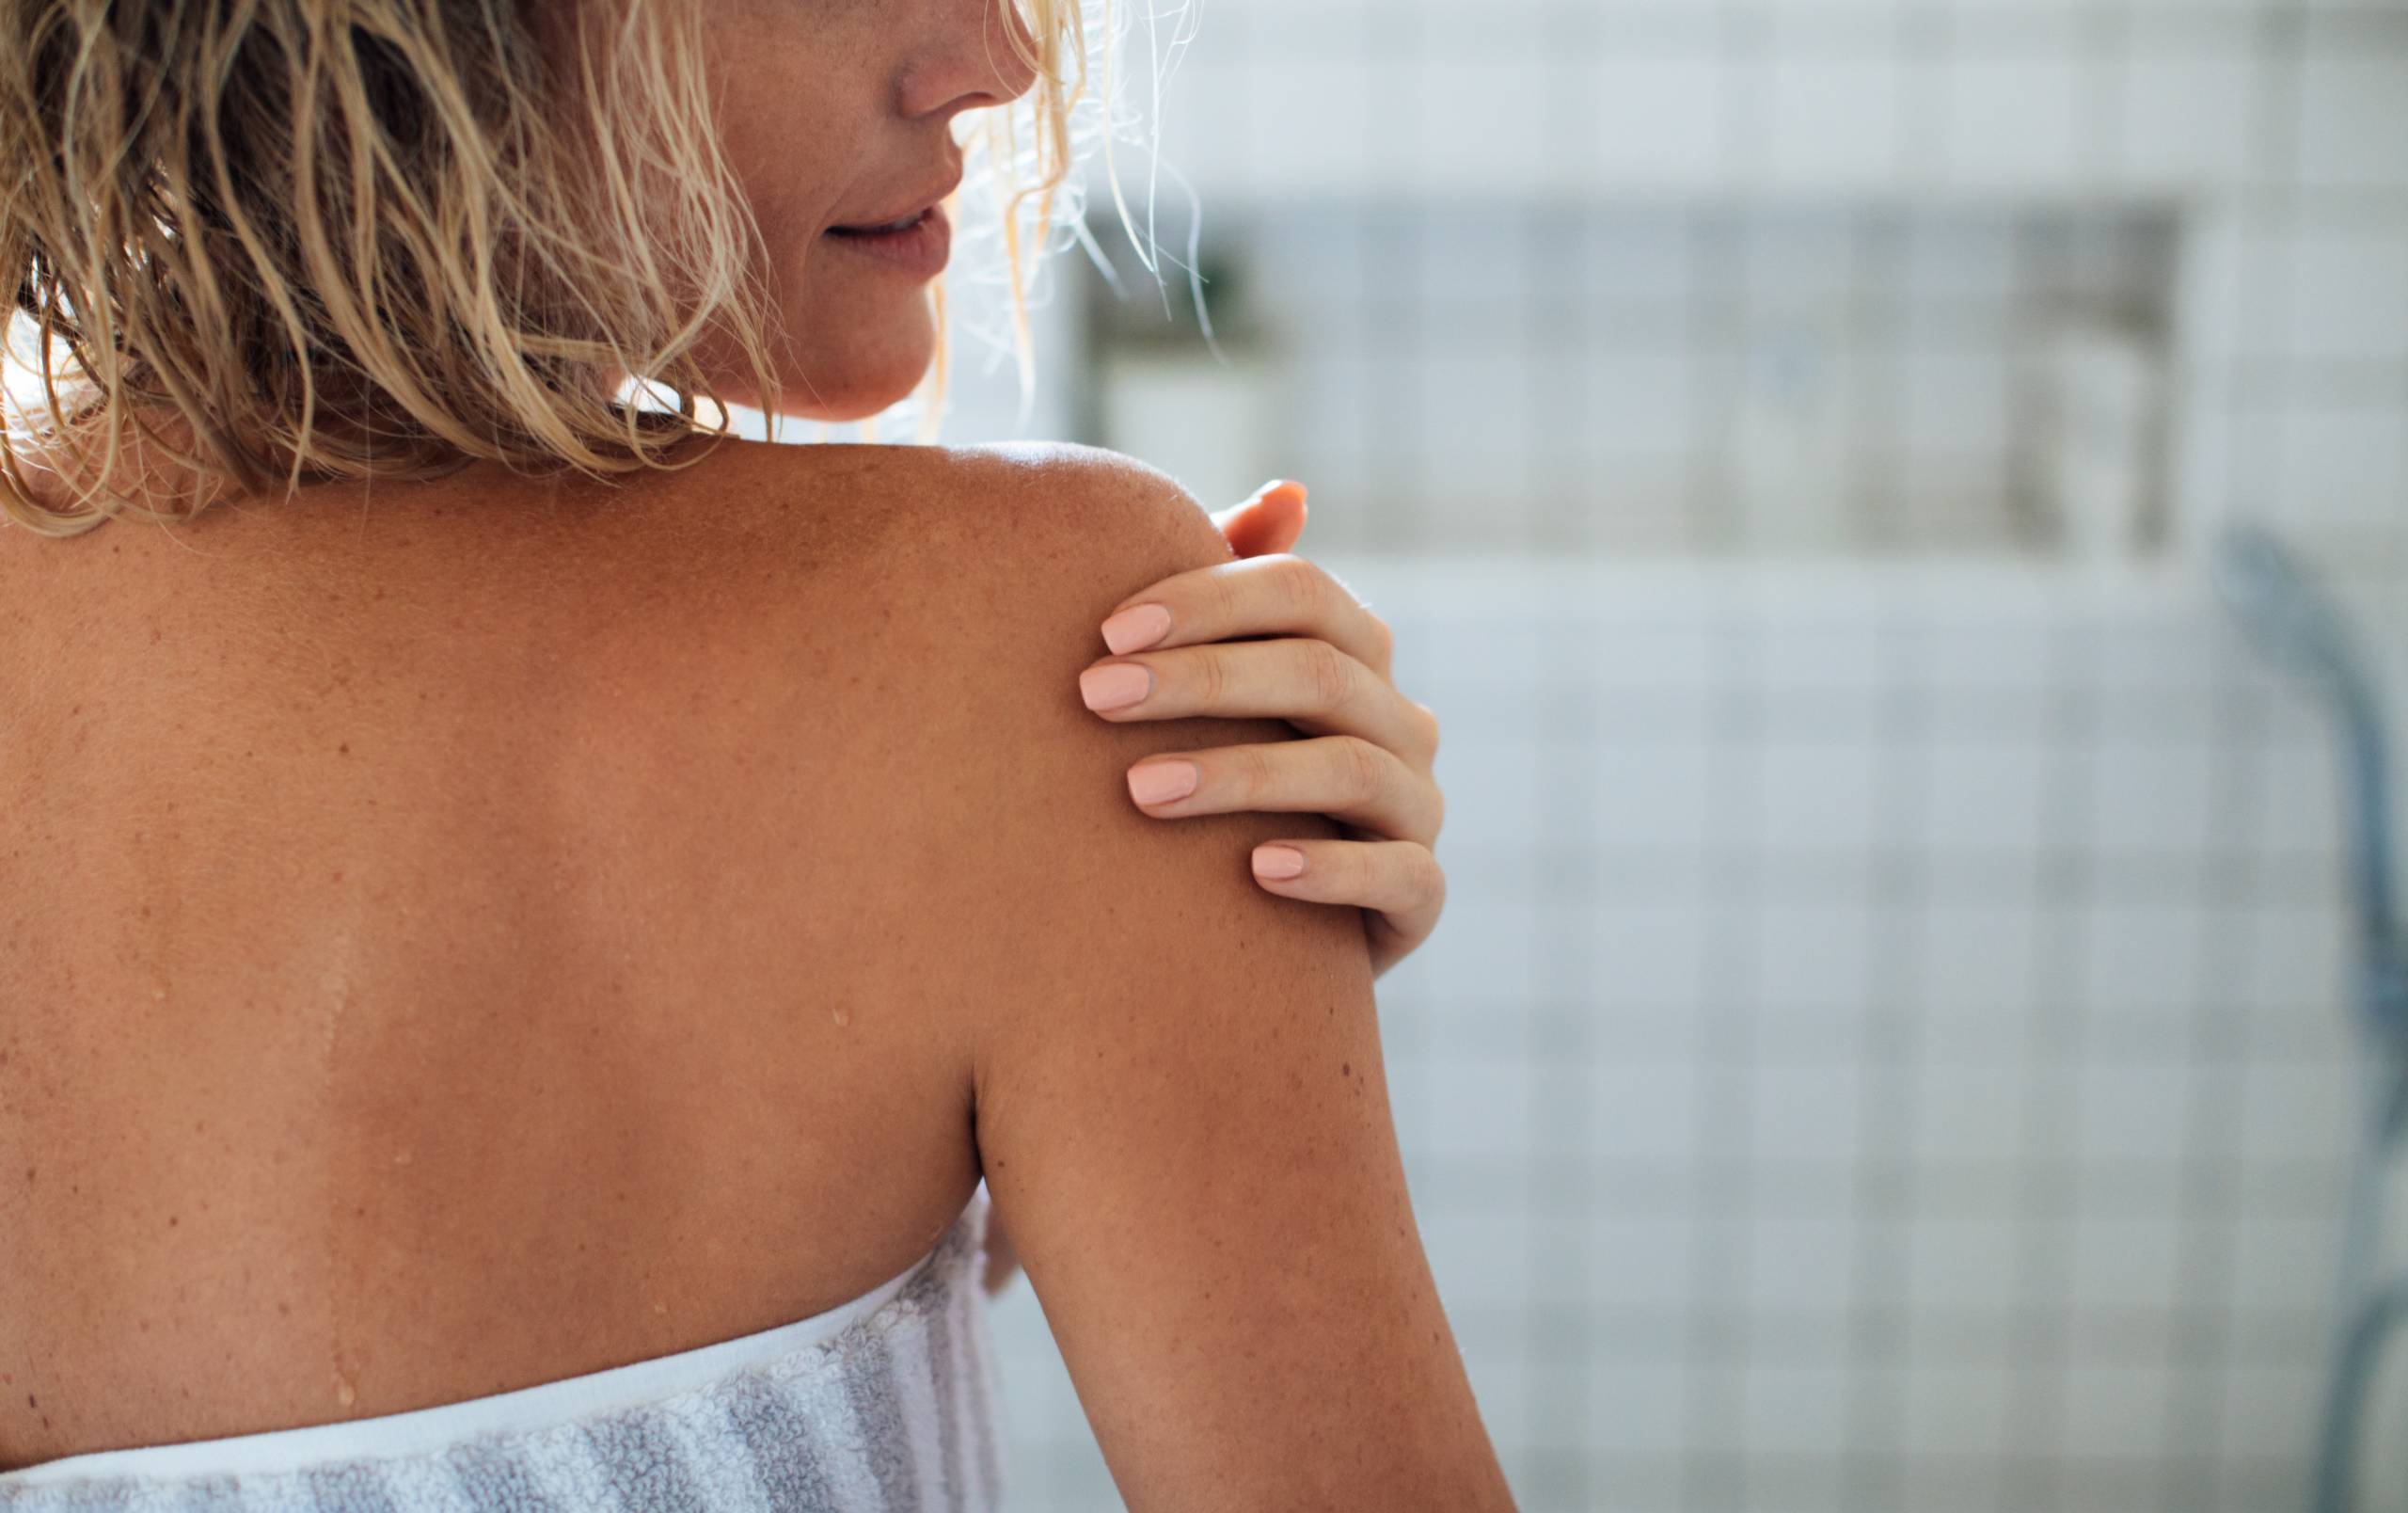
left=967, top=453, right=1513, bottom=1510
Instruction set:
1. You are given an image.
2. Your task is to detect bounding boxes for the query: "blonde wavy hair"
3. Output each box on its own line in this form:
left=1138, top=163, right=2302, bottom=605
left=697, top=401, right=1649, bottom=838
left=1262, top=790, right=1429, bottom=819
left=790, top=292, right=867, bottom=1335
left=0, top=0, right=1127, bottom=537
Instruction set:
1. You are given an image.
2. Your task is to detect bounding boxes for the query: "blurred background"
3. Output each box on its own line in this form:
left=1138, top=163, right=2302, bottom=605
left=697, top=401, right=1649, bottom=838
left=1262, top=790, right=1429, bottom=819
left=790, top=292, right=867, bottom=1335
left=762, top=2, right=2408, bottom=1508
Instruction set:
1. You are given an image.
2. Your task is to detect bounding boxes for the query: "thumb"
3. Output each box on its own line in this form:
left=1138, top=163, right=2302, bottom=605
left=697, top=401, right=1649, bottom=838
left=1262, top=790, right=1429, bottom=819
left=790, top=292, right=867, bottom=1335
left=1210, top=479, right=1308, bottom=559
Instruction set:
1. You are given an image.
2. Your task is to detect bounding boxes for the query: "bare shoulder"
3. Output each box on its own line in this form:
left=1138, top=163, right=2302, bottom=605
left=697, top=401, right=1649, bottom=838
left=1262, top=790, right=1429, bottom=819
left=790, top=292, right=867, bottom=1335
left=682, top=434, right=1245, bottom=735
left=736, top=437, right=1233, bottom=597
left=666, top=430, right=1304, bottom=993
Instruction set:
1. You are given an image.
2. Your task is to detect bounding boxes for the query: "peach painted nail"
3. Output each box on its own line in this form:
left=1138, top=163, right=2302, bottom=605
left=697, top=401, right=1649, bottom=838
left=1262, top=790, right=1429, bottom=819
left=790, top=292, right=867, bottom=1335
left=1127, top=760, right=1198, bottom=806
left=1101, top=603, right=1172, bottom=656
left=1251, top=845, right=1306, bottom=881
left=1079, top=663, right=1151, bottom=712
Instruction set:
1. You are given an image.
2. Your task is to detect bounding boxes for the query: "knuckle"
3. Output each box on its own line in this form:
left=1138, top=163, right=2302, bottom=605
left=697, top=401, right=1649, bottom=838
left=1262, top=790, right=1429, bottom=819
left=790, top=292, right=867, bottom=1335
left=1231, top=742, right=1278, bottom=804
left=1299, top=637, right=1353, bottom=711
left=1189, top=645, right=1229, bottom=707
left=1271, top=554, right=1325, bottom=619
left=1311, top=840, right=1357, bottom=891
left=1203, top=566, right=1246, bottom=628
left=1338, top=734, right=1387, bottom=801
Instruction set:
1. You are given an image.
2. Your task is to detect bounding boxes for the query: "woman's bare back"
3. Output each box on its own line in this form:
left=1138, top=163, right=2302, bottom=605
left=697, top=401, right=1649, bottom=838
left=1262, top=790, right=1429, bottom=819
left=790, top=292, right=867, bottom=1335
left=0, top=438, right=1148, bottom=1467
left=0, top=439, right=1513, bottom=1508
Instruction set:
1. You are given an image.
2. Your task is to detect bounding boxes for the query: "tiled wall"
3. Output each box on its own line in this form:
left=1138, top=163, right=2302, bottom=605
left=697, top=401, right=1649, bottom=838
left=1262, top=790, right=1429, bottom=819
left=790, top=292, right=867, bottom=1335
left=1059, top=0, right=2408, bottom=583
left=894, top=2, right=2408, bottom=1507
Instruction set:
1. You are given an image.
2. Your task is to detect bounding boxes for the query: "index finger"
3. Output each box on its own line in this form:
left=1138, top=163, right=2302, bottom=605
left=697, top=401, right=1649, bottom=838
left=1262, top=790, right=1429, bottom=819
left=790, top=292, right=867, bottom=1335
left=1100, top=553, right=1395, bottom=678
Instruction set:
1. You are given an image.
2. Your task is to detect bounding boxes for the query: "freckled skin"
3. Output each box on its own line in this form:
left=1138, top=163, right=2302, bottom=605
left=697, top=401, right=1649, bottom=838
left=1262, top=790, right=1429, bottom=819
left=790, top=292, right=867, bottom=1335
left=0, top=0, right=1513, bottom=1501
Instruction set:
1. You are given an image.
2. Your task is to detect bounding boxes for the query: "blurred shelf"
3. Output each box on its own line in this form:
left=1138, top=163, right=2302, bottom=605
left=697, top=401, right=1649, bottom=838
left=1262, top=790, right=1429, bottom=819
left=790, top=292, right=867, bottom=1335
left=1309, top=551, right=2212, bottom=616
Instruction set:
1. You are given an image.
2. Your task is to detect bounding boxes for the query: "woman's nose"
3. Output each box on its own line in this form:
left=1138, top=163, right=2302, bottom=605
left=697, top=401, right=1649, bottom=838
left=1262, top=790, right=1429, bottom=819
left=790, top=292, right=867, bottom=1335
left=899, top=0, right=1043, bottom=122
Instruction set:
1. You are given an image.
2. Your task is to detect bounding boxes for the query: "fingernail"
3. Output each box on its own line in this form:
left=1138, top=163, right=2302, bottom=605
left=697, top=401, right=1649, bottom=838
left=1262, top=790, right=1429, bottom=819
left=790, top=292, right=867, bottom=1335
left=1127, top=760, right=1198, bottom=806
left=1251, top=845, right=1306, bottom=881
left=1079, top=663, right=1151, bottom=712
left=1101, top=603, right=1172, bottom=656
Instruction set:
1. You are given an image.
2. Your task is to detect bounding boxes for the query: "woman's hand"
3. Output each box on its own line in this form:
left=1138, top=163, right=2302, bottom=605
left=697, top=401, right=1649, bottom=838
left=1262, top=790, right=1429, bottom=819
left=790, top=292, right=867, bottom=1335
left=989, top=480, right=1448, bottom=1296
left=1076, top=480, right=1446, bottom=979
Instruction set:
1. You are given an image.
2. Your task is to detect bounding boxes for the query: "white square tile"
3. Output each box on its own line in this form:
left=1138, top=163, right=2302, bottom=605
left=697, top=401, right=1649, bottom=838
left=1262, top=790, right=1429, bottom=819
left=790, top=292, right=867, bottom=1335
left=1412, top=208, right=1530, bottom=319
left=1594, top=54, right=1733, bottom=187
left=2097, top=613, right=2227, bottom=693
left=1911, top=1061, right=2034, bottom=1169
left=1592, top=1060, right=1703, bottom=1168
left=2067, top=1210, right=2184, bottom=1312
left=1767, top=54, right=1905, bottom=187
left=2217, top=1361, right=2325, bottom=1459
left=2235, top=1057, right=2359, bottom=1171
left=2059, top=1362, right=2178, bottom=1458
left=1925, top=741, right=2051, bottom=847
left=1589, top=350, right=1704, bottom=458
left=2298, top=42, right=2408, bottom=189
left=1943, top=54, right=2083, bottom=188
left=2275, top=402, right=2408, bottom=526
left=2115, top=34, right=2262, bottom=189
left=1588, top=1363, right=1692, bottom=1455
left=2080, top=902, right=2210, bottom=1022
left=1424, top=1055, right=1544, bottom=1161
left=2226, top=1208, right=2343, bottom=1318
left=1750, top=1062, right=1867, bottom=1168
left=1593, top=1215, right=1702, bottom=1313
left=1754, top=902, right=1877, bottom=1025
left=1906, top=1215, right=2026, bottom=1312
left=1587, top=900, right=1713, bottom=1015
left=1418, top=345, right=1542, bottom=499
left=1919, top=901, right=2043, bottom=1036
left=1743, top=1362, right=1856, bottom=1456
left=1242, top=58, right=1377, bottom=190
left=1588, top=212, right=1698, bottom=312
left=2072, top=1060, right=2194, bottom=1167
left=2236, top=904, right=2349, bottom=1039
left=1900, top=1363, right=2015, bottom=1456
left=1761, top=621, right=1889, bottom=690
left=1758, top=745, right=1883, bottom=851
left=1593, top=620, right=1723, bottom=692
left=1748, top=1215, right=1859, bottom=1316
left=2250, top=693, right=2339, bottom=783
left=1905, top=618, right=2058, bottom=689
left=1421, top=57, right=1557, bottom=193
left=2281, top=220, right=2408, bottom=365
left=1592, top=743, right=1719, bottom=851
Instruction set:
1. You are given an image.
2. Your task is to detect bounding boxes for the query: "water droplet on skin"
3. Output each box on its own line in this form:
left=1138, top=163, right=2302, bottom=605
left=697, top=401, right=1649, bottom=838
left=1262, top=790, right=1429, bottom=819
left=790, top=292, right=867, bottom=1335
left=831, top=1007, right=851, bottom=1028
left=333, top=1373, right=356, bottom=1409
left=652, top=1300, right=668, bottom=1315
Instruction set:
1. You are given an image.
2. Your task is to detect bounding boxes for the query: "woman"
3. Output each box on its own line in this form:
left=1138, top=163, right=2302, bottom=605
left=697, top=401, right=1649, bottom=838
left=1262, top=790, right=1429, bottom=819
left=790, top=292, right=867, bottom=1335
left=0, top=0, right=1514, bottom=1507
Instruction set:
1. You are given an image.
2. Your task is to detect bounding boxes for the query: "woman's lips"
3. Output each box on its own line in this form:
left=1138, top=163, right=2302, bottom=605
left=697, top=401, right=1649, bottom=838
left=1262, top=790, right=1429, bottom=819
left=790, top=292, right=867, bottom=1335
left=823, top=205, right=952, bottom=280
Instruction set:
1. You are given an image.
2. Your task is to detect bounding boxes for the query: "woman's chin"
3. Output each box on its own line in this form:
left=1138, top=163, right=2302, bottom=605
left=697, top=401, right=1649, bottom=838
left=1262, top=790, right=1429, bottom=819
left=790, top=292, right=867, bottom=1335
left=749, top=346, right=936, bottom=427
left=682, top=306, right=936, bottom=428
